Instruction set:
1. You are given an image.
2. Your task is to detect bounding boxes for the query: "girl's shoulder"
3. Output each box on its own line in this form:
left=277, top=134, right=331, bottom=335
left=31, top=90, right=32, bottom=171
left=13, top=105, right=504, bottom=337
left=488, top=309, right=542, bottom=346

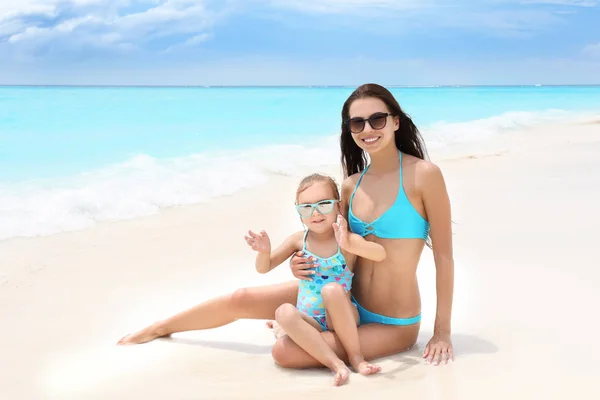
left=288, top=230, right=306, bottom=247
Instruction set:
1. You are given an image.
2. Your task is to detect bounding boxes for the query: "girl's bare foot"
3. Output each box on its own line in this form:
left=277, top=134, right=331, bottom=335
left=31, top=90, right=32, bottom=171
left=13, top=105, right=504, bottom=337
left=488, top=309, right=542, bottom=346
left=332, top=365, right=351, bottom=386
left=265, top=320, right=286, bottom=340
left=355, top=361, right=382, bottom=376
left=117, top=322, right=168, bottom=345
left=349, top=355, right=381, bottom=376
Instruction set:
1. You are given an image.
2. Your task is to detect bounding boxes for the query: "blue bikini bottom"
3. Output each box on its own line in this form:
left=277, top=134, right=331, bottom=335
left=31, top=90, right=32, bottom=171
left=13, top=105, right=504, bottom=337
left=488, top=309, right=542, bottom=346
left=351, top=296, right=421, bottom=326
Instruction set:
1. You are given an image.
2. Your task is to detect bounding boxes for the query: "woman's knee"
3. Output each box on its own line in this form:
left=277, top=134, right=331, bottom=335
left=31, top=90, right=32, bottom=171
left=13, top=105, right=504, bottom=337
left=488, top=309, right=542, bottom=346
left=321, top=282, right=345, bottom=301
left=229, top=287, right=253, bottom=316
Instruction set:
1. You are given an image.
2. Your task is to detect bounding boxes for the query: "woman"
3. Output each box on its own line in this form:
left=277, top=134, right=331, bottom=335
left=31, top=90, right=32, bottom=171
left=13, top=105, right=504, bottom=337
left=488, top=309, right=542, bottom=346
left=118, top=83, right=455, bottom=368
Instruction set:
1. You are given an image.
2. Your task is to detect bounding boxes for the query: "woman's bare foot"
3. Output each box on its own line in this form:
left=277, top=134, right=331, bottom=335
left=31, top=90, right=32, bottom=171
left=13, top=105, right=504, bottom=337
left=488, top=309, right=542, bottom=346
left=355, top=361, right=382, bottom=376
left=117, top=322, right=168, bottom=345
left=332, top=365, right=351, bottom=386
left=265, top=320, right=286, bottom=340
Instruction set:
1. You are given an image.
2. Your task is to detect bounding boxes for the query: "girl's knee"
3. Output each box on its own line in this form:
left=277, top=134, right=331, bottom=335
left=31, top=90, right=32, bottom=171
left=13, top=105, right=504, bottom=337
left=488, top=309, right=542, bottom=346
left=321, top=282, right=345, bottom=301
left=271, top=336, right=298, bottom=368
left=274, top=303, right=298, bottom=325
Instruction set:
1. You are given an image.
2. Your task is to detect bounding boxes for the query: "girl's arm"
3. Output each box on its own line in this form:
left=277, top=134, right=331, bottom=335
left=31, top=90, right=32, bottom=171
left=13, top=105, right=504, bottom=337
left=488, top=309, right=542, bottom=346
left=334, top=215, right=386, bottom=262
left=337, top=176, right=386, bottom=262
left=246, top=230, right=304, bottom=274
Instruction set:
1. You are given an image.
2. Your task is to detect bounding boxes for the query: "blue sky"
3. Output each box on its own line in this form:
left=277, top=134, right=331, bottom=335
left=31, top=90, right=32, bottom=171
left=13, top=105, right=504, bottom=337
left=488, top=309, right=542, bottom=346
left=0, top=0, right=599, bottom=85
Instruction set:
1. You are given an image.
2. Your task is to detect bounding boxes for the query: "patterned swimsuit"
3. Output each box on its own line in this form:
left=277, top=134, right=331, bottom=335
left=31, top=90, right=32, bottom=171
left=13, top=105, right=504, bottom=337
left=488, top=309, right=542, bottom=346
left=295, top=231, right=355, bottom=330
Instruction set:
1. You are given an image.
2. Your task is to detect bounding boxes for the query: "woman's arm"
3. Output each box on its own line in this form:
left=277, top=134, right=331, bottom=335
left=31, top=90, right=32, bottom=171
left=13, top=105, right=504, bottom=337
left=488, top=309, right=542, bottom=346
left=420, top=161, right=455, bottom=364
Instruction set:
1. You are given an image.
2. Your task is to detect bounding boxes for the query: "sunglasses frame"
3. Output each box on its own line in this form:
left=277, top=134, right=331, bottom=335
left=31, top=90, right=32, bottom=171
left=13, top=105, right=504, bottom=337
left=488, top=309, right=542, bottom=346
left=295, top=199, right=339, bottom=218
left=345, top=112, right=394, bottom=134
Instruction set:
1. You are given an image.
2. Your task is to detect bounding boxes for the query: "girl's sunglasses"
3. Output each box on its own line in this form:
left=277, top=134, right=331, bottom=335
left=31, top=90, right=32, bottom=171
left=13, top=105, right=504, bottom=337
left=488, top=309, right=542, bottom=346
left=346, top=112, right=394, bottom=134
left=295, top=199, right=338, bottom=218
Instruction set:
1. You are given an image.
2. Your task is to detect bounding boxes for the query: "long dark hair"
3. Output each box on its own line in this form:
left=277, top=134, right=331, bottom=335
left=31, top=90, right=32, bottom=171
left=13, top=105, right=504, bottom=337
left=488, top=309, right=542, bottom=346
left=340, top=83, right=428, bottom=178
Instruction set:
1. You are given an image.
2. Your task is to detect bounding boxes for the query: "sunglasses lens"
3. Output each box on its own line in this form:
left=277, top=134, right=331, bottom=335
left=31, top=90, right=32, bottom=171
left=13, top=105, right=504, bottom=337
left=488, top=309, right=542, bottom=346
left=349, top=119, right=365, bottom=133
left=369, top=114, right=387, bottom=130
left=316, top=201, right=335, bottom=214
left=297, top=205, right=313, bottom=218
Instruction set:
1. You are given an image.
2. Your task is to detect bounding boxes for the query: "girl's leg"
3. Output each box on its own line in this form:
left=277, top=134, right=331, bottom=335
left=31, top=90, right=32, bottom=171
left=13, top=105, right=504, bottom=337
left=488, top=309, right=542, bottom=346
left=275, top=303, right=351, bottom=386
left=321, top=283, right=381, bottom=375
left=271, top=322, right=420, bottom=369
left=118, top=280, right=299, bottom=345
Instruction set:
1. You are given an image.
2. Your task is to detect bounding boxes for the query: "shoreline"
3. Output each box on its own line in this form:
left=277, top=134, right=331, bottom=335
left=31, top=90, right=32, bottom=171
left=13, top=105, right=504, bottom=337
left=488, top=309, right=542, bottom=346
left=1, top=117, right=599, bottom=399
left=2, top=116, right=598, bottom=245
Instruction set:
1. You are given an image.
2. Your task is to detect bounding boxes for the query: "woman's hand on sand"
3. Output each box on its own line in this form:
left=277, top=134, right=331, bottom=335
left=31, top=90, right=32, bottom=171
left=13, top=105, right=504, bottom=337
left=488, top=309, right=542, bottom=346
left=244, top=230, right=271, bottom=253
left=289, top=251, right=318, bottom=281
left=333, top=214, right=351, bottom=250
left=423, top=331, right=454, bottom=366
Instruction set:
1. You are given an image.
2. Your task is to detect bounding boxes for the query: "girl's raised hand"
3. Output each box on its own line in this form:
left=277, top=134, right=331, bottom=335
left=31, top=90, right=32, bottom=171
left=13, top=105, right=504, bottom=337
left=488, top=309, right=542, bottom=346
left=333, top=214, right=350, bottom=250
left=244, top=230, right=272, bottom=253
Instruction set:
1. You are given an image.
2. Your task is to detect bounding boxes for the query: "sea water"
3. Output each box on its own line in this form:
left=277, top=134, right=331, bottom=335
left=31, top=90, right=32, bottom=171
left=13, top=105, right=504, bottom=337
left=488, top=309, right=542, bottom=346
left=1, top=85, right=599, bottom=240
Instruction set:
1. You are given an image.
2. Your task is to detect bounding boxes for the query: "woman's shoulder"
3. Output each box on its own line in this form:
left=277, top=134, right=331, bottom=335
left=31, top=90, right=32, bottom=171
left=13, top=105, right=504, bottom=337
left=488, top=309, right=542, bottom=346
left=404, top=153, right=443, bottom=176
left=403, top=154, right=446, bottom=192
left=341, top=174, right=361, bottom=197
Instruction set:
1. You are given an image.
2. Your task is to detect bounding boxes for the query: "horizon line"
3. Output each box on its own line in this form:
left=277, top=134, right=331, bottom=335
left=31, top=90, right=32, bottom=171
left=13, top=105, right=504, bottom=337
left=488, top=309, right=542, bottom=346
left=1, top=83, right=600, bottom=88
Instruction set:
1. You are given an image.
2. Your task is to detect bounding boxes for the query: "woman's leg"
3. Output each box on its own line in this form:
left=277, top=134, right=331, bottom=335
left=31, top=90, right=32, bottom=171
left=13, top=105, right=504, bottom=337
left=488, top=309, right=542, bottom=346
left=118, top=280, right=299, bottom=345
left=320, top=283, right=381, bottom=375
left=271, top=322, right=420, bottom=369
left=275, top=303, right=351, bottom=386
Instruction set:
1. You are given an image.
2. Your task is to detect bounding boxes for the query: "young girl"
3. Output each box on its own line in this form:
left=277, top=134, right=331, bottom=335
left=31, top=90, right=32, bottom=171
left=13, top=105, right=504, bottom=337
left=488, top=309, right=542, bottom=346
left=244, top=173, right=386, bottom=386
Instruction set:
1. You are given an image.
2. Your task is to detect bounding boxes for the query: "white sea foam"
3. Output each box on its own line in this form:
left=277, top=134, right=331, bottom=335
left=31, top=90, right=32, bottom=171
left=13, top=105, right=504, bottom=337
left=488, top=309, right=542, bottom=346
left=422, top=108, right=597, bottom=150
left=0, top=136, right=340, bottom=241
left=0, top=109, right=596, bottom=241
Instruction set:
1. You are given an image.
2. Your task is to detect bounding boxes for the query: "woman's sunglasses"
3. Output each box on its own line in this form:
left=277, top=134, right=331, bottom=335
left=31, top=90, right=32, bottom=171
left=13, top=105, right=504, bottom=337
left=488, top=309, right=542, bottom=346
left=295, top=199, right=338, bottom=218
left=346, top=112, right=394, bottom=134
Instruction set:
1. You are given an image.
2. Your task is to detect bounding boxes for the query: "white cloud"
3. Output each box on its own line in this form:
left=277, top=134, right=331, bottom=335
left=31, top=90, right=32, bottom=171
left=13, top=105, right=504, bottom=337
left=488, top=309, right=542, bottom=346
left=267, top=0, right=432, bottom=13
left=162, top=32, right=213, bottom=53
left=263, top=0, right=591, bottom=36
left=0, top=0, right=221, bottom=57
left=519, top=0, right=598, bottom=6
left=0, top=1, right=56, bottom=19
left=117, top=1, right=217, bottom=40
left=266, top=0, right=598, bottom=14
left=0, top=0, right=131, bottom=20
left=0, top=17, right=25, bottom=36
left=434, top=8, right=564, bottom=36
left=7, top=15, right=98, bottom=43
left=1, top=0, right=597, bottom=64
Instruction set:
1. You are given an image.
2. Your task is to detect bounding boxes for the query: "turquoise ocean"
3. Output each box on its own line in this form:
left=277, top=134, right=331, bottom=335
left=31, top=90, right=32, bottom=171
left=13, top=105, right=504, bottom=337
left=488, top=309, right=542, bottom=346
left=1, top=85, right=599, bottom=241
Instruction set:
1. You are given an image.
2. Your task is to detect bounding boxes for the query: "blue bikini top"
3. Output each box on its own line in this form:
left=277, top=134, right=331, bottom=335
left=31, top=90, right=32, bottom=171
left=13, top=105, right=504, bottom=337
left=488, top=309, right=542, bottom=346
left=348, top=151, right=430, bottom=240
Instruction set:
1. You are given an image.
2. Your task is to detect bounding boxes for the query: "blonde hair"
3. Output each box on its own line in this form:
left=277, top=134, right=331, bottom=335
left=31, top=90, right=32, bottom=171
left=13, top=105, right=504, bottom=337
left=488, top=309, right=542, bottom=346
left=295, top=173, right=340, bottom=203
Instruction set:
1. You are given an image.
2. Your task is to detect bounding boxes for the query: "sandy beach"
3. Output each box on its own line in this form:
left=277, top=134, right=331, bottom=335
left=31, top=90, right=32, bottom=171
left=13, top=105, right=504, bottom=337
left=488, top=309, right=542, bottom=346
left=1, top=119, right=599, bottom=400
